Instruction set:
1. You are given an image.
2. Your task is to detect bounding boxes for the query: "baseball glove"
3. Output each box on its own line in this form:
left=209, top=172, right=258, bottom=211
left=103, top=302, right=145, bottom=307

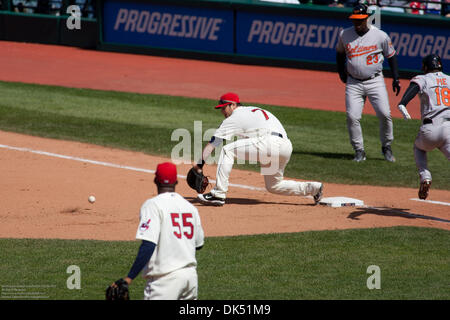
left=105, top=278, right=130, bottom=300
left=186, top=167, right=209, bottom=193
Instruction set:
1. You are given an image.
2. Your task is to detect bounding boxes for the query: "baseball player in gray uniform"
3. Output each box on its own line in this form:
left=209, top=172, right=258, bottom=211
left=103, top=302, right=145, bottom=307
left=397, top=54, right=450, bottom=200
left=336, top=3, right=401, bottom=162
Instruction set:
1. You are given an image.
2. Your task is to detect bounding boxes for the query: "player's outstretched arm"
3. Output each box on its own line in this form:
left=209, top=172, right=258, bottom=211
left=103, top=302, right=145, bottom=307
left=194, top=137, right=223, bottom=170
left=199, top=142, right=216, bottom=168
left=336, top=52, right=347, bottom=84
left=388, top=55, right=401, bottom=95
left=106, top=240, right=154, bottom=300
left=398, top=82, right=420, bottom=107
left=126, top=240, right=156, bottom=281
left=397, top=82, right=420, bottom=120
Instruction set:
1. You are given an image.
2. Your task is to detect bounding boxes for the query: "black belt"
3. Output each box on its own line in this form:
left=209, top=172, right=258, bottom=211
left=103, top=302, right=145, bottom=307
left=423, top=107, right=450, bottom=124
left=271, top=132, right=283, bottom=138
left=350, top=72, right=381, bottom=82
left=424, top=117, right=450, bottom=124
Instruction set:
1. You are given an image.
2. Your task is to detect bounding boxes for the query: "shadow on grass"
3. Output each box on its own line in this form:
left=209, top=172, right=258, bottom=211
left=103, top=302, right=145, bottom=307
left=292, top=151, right=354, bottom=160
left=292, top=151, right=388, bottom=161
left=348, top=206, right=450, bottom=223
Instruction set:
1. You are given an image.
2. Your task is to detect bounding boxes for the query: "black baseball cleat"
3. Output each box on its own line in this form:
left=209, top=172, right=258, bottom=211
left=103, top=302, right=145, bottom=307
left=197, top=193, right=225, bottom=206
left=313, top=183, right=324, bottom=205
left=353, top=149, right=366, bottom=162
left=418, top=179, right=431, bottom=200
left=382, top=146, right=396, bottom=162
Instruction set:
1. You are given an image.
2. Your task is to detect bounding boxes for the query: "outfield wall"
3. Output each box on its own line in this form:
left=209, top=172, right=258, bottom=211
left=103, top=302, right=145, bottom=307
left=0, top=11, right=98, bottom=49
left=98, top=0, right=450, bottom=74
left=1, top=0, right=449, bottom=75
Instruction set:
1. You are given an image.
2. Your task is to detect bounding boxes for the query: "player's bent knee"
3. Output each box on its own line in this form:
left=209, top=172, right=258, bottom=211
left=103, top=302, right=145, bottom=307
left=265, top=181, right=283, bottom=194
left=347, top=116, right=361, bottom=125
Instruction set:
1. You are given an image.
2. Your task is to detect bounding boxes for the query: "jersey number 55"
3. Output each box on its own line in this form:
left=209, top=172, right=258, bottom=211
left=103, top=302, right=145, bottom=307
left=171, top=213, right=194, bottom=239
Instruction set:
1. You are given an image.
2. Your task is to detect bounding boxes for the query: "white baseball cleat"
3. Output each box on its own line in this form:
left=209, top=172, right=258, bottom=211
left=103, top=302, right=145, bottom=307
left=197, top=193, right=225, bottom=206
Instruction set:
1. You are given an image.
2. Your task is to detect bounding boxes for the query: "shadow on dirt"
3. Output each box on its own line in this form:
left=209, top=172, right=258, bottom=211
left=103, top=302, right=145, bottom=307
left=348, top=206, right=450, bottom=223
left=185, top=197, right=313, bottom=206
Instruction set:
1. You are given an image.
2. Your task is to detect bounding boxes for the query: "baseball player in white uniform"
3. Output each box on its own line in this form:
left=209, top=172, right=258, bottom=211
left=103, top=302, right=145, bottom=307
left=112, top=162, right=205, bottom=300
left=336, top=3, right=401, bottom=162
left=194, top=92, right=323, bottom=206
left=397, top=54, right=450, bottom=200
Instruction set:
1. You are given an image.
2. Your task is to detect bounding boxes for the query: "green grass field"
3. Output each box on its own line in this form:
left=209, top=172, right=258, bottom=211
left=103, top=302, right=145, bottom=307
left=0, top=227, right=448, bottom=300
left=0, top=81, right=449, bottom=301
left=0, top=80, right=449, bottom=189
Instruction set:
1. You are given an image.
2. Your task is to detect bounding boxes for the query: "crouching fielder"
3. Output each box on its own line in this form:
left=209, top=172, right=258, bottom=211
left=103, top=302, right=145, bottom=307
left=194, top=92, right=323, bottom=206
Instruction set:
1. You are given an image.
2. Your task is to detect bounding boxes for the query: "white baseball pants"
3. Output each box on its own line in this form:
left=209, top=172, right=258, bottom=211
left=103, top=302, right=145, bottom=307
left=345, top=75, right=394, bottom=151
left=210, top=135, right=321, bottom=199
left=414, top=115, right=450, bottom=182
left=143, top=267, right=198, bottom=300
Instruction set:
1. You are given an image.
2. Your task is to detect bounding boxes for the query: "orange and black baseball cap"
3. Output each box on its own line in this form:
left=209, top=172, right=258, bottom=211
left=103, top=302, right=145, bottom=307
left=215, top=92, right=240, bottom=109
left=155, top=162, right=177, bottom=185
left=349, top=3, right=370, bottom=19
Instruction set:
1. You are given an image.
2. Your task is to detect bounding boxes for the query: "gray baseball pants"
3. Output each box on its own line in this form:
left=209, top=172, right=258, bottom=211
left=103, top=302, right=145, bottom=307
left=345, top=75, right=394, bottom=151
left=414, top=113, right=450, bottom=182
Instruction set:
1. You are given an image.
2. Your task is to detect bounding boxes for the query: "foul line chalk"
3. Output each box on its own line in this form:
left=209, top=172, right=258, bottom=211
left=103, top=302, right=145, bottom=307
left=0, top=144, right=266, bottom=192
left=1, top=144, right=448, bottom=201
left=410, top=198, right=450, bottom=207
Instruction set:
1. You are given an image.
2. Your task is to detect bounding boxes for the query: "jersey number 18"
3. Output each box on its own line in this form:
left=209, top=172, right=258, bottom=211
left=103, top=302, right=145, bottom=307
left=435, top=87, right=450, bottom=106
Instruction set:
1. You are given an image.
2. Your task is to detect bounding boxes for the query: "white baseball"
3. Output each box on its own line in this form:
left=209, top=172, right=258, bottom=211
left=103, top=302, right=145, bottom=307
left=88, top=195, right=96, bottom=204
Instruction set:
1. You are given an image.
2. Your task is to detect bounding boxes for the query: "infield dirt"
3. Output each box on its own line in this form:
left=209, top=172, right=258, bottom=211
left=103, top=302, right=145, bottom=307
left=0, top=41, right=448, bottom=241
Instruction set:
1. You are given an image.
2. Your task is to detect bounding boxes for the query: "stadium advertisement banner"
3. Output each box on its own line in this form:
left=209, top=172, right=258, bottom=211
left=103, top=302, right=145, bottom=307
left=236, top=11, right=344, bottom=63
left=383, top=23, right=450, bottom=71
left=236, top=11, right=450, bottom=71
left=100, top=1, right=450, bottom=72
left=102, top=0, right=234, bottom=53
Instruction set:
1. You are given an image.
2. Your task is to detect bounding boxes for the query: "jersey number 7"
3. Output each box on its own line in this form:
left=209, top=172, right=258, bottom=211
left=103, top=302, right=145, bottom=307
left=252, top=108, right=269, bottom=120
left=171, top=213, right=194, bottom=239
